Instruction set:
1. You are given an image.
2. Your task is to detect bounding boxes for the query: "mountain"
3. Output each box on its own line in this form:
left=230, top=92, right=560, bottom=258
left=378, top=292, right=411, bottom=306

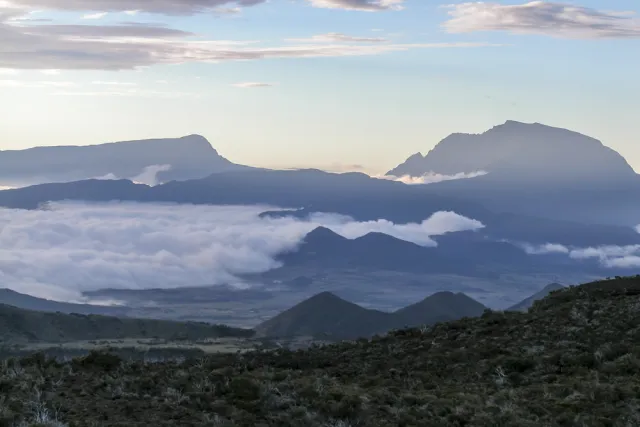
left=257, top=290, right=487, bottom=340
left=388, top=121, right=640, bottom=227
left=0, top=167, right=638, bottom=247
left=388, top=120, right=636, bottom=183
left=0, top=135, right=249, bottom=187
left=255, top=292, right=391, bottom=340
left=507, top=283, right=566, bottom=312
left=0, top=303, right=254, bottom=343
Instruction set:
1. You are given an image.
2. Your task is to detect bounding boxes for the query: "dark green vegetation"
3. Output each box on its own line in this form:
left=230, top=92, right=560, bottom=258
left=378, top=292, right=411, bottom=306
left=256, top=291, right=486, bottom=340
left=0, top=303, right=254, bottom=344
left=2, top=276, right=640, bottom=426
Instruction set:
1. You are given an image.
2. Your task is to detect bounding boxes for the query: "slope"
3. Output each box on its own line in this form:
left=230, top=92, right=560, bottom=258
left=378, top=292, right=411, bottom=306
left=0, top=304, right=254, bottom=343
left=5, top=277, right=640, bottom=426
left=507, top=283, right=566, bottom=312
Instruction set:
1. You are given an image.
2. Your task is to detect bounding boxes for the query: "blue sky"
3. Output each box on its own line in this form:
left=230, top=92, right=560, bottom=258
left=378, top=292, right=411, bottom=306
left=1, top=0, right=639, bottom=174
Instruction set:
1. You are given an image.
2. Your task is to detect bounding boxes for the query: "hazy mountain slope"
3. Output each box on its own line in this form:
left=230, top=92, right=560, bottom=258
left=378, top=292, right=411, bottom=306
left=0, top=288, right=128, bottom=316
left=507, top=283, right=566, bottom=312
left=0, top=303, right=254, bottom=343
left=0, top=135, right=248, bottom=186
left=255, top=292, right=392, bottom=340
left=257, top=290, right=487, bottom=340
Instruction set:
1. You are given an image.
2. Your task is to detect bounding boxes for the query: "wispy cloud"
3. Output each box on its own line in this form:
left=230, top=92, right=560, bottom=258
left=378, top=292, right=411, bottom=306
left=82, top=11, right=107, bottom=19
left=287, top=32, right=388, bottom=43
left=522, top=242, right=640, bottom=268
left=91, top=80, right=136, bottom=86
left=382, top=171, right=488, bottom=185
left=443, top=1, right=640, bottom=39
left=0, top=9, right=500, bottom=71
left=0, top=79, right=75, bottom=87
left=309, top=0, right=404, bottom=12
left=232, top=82, right=274, bottom=88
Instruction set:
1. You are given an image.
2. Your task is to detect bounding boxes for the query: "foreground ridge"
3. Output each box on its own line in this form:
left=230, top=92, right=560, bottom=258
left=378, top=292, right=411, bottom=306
left=3, top=275, right=640, bottom=426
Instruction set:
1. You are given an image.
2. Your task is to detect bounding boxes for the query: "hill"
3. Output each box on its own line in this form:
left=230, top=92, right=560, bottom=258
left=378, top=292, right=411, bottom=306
left=256, top=290, right=487, bottom=340
left=0, top=303, right=254, bottom=343
left=0, top=134, right=248, bottom=186
left=392, top=291, right=487, bottom=327
left=255, top=292, right=391, bottom=340
left=507, top=283, right=566, bottom=312
left=3, top=276, right=640, bottom=426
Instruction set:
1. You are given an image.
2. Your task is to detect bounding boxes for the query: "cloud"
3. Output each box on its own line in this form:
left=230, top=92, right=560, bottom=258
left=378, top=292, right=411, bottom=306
left=381, top=171, right=488, bottom=185
left=82, top=11, right=108, bottom=19
left=91, top=80, right=136, bottom=86
left=287, top=32, right=388, bottom=43
left=0, top=6, right=499, bottom=70
left=0, top=68, right=18, bottom=74
left=9, top=0, right=265, bottom=15
left=232, top=82, right=274, bottom=88
left=309, top=0, right=404, bottom=11
left=0, top=202, right=483, bottom=301
left=10, top=0, right=405, bottom=14
left=522, top=242, right=640, bottom=268
left=443, top=1, right=640, bottom=39
left=0, top=79, right=75, bottom=87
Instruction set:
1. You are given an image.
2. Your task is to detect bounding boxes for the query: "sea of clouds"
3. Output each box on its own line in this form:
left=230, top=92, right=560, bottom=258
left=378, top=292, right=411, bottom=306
left=0, top=202, right=484, bottom=302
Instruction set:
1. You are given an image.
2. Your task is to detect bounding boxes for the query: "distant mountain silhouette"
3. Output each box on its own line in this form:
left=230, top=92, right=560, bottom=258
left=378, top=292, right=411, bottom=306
left=388, top=121, right=640, bottom=227
left=0, top=135, right=249, bottom=186
left=277, top=227, right=614, bottom=277
left=388, top=120, right=636, bottom=183
left=0, top=168, right=638, bottom=247
left=507, top=283, right=566, bottom=312
left=256, top=291, right=487, bottom=340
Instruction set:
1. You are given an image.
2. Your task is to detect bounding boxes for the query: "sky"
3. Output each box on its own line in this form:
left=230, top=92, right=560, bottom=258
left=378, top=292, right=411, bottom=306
left=1, top=0, right=639, bottom=174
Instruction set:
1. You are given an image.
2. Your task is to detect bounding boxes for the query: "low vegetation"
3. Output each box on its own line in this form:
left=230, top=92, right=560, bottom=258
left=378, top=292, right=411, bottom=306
left=2, top=276, right=640, bottom=426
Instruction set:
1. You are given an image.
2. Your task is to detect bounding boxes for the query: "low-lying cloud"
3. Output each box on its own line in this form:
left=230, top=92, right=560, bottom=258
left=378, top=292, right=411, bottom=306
left=523, top=242, right=640, bottom=269
left=380, top=171, right=488, bottom=185
left=0, top=202, right=484, bottom=302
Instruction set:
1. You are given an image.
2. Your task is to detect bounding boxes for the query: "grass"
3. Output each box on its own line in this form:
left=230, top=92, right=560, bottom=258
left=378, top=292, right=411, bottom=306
left=2, top=275, right=640, bottom=426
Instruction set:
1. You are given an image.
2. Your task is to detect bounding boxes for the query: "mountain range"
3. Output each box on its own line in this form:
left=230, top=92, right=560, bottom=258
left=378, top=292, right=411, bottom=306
left=256, top=290, right=487, bottom=340
left=0, top=134, right=249, bottom=186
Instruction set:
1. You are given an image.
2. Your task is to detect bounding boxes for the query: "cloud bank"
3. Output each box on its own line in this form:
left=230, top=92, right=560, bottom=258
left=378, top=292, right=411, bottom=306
left=444, top=2, right=640, bottom=39
left=380, top=171, right=488, bottom=185
left=0, top=202, right=483, bottom=301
